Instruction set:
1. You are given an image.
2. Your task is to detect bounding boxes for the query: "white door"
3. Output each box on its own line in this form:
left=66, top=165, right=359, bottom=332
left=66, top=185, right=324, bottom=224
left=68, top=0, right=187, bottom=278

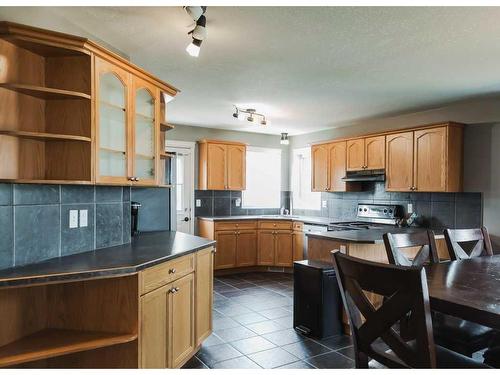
left=167, top=144, right=194, bottom=234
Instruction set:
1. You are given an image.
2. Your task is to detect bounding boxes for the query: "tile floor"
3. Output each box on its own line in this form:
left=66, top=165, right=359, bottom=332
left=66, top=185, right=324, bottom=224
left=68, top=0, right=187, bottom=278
left=182, top=271, right=355, bottom=369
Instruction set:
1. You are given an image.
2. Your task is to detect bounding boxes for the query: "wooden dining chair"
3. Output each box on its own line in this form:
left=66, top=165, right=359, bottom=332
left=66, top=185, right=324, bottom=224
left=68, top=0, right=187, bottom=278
left=331, top=251, right=489, bottom=368
left=444, top=227, right=493, bottom=260
left=384, top=230, right=494, bottom=358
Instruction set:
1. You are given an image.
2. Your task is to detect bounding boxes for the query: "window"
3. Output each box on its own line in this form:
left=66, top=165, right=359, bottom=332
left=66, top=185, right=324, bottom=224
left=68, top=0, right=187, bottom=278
left=291, top=147, right=321, bottom=210
left=242, top=146, right=281, bottom=208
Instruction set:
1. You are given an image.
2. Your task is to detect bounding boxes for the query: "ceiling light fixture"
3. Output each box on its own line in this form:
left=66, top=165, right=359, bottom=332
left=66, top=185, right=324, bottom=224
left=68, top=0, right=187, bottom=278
left=233, top=106, right=268, bottom=126
left=184, top=6, right=207, bottom=58
left=280, top=133, right=289, bottom=145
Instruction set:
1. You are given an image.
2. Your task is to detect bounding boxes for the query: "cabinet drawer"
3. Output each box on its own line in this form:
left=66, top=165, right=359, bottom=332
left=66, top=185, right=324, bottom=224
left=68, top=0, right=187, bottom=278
left=293, top=222, right=304, bottom=231
left=140, top=254, right=194, bottom=295
left=258, top=221, right=292, bottom=230
left=215, top=221, right=257, bottom=231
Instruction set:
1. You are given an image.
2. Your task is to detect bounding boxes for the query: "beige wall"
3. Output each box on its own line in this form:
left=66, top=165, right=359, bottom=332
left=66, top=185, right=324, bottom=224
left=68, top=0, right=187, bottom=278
left=289, top=96, right=500, bottom=247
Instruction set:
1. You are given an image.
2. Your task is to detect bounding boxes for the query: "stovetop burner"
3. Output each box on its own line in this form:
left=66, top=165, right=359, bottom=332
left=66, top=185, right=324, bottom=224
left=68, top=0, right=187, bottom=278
left=327, top=203, right=403, bottom=231
left=327, top=221, right=394, bottom=231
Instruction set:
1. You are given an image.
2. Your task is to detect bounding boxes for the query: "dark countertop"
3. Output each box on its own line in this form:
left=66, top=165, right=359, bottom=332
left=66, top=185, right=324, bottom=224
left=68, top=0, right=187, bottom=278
left=198, top=215, right=331, bottom=226
left=306, top=227, right=445, bottom=244
left=0, top=231, right=216, bottom=288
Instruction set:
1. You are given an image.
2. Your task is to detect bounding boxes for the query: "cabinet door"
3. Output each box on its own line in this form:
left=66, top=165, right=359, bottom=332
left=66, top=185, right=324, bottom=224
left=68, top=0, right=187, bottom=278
left=168, top=273, right=195, bottom=368
left=292, top=230, right=304, bottom=262
left=258, top=230, right=275, bottom=265
left=386, top=132, right=414, bottom=191
left=365, top=135, right=385, bottom=170
left=214, top=231, right=237, bottom=269
left=346, top=139, right=365, bottom=171
left=275, top=231, right=293, bottom=267
left=311, top=144, right=329, bottom=191
left=196, top=248, right=213, bottom=346
left=140, top=285, right=168, bottom=368
left=95, top=57, right=131, bottom=184
left=132, top=78, right=158, bottom=185
left=207, top=143, right=227, bottom=190
left=227, top=145, right=246, bottom=190
left=328, top=141, right=347, bottom=192
left=236, top=230, right=257, bottom=267
left=414, top=127, right=447, bottom=192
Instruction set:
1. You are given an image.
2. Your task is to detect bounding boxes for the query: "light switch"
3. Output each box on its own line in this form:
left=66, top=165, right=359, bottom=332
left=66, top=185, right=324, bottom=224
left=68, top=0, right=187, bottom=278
left=79, top=209, right=88, bottom=227
left=195, top=199, right=201, bottom=207
left=322, top=200, right=327, bottom=208
left=407, top=203, right=413, bottom=214
left=69, top=210, right=78, bottom=229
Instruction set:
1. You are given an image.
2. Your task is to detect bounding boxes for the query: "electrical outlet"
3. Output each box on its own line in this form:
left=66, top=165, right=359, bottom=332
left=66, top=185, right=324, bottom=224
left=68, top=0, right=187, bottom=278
left=69, top=210, right=78, bottom=229
left=235, top=198, right=241, bottom=207
left=79, top=209, right=88, bottom=228
left=322, top=200, right=327, bottom=208
left=407, top=203, right=413, bottom=214
left=195, top=199, right=201, bottom=207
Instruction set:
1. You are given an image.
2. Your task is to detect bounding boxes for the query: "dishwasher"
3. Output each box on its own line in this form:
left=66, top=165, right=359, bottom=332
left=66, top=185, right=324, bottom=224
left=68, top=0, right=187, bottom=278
left=302, top=223, right=329, bottom=259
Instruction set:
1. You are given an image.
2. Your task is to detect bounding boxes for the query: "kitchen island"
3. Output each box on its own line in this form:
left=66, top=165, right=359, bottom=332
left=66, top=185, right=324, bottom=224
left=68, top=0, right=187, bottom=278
left=0, top=231, right=215, bottom=369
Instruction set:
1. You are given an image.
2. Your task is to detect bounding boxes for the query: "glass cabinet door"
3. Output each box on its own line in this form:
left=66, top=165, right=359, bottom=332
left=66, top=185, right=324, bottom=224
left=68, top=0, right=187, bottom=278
left=96, top=59, right=129, bottom=183
left=133, top=84, right=157, bottom=183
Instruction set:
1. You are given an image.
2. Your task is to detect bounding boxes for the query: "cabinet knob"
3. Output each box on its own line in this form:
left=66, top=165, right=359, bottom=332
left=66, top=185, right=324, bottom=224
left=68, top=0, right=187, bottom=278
left=128, top=177, right=134, bottom=181
left=169, top=268, right=176, bottom=274
left=169, top=287, right=179, bottom=294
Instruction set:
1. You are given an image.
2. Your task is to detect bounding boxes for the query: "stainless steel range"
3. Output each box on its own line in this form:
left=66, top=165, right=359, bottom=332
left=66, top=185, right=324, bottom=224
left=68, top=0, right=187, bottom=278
left=327, top=203, right=402, bottom=231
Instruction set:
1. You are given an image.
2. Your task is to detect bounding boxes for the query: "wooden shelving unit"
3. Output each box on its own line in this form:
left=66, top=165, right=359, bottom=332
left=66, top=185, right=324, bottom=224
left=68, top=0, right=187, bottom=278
left=0, top=83, right=91, bottom=100
left=0, top=329, right=137, bottom=367
left=2, top=34, right=89, bottom=57
left=0, top=130, right=91, bottom=142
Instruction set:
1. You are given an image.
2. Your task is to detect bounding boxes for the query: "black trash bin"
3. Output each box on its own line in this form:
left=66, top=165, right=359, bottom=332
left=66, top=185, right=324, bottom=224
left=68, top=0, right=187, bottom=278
left=293, top=259, right=343, bottom=339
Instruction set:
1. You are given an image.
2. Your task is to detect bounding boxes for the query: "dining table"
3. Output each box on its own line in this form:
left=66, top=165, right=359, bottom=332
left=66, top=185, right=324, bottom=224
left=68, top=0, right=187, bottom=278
left=425, top=255, right=500, bottom=330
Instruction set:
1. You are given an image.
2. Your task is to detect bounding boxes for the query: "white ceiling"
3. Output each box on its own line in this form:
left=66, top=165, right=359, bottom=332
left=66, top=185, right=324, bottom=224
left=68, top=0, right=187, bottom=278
left=2, top=6, right=500, bottom=135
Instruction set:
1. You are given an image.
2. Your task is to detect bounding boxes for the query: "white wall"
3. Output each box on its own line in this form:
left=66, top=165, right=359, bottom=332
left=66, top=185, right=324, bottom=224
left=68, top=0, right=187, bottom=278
left=289, top=96, right=500, bottom=246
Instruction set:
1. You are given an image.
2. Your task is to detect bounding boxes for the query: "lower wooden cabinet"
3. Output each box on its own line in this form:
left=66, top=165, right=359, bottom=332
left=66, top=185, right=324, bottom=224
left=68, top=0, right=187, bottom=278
left=258, top=230, right=293, bottom=267
left=214, top=231, right=237, bottom=269
left=293, top=230, right=304, bottom=262
left=257, top=230, right=276, bottom=265
left=139, top=250, right=213, bottom=368
left=236, top=230, right=257, bottom=267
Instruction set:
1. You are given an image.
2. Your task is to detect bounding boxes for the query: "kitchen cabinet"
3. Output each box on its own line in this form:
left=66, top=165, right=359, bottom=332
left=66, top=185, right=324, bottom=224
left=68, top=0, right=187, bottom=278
left=275, top=231, right=294, bottom=267
left=386, top=124, right=463, bottom=192
left=293, top=222, right=304, bottom=262
left=0, top=22, right=177, bottom=186
left=257, top=230, right=276, bottom=265
left=198, top=140, right=246, bottom=190
left=214, top=231, right=237, bottom=269
left=347, top=136, right=385, bottom=171
left=195, top=248, right=214, bottom=346
left=312, top=141, right=354, bottom=192
left=236, top=230, right=258, bottom=267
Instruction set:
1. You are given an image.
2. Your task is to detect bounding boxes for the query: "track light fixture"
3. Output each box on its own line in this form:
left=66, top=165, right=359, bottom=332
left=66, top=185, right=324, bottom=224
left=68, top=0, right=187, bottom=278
left=233, top=107, right=268, bottom=126
left=280, top=133, right=289, bottom=145
left=184, top=6, right=207, bottom=57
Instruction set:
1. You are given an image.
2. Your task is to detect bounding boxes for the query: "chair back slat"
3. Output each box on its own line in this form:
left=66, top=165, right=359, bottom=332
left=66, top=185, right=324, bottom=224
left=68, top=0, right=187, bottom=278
left=383, top=231, right=440, bottom=267
left=444, top=227, right=493, bottom=261
left=331, top=251, right=436, bottom=368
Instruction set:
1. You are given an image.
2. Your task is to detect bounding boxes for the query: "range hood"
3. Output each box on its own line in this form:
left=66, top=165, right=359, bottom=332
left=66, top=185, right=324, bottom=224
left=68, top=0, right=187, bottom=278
left=342, top=169, right=385, bottom=182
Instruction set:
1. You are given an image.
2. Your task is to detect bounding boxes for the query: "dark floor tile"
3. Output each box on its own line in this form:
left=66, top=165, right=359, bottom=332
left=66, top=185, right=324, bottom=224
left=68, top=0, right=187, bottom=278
left=337, top=346, right=355, bottom=360
left=212, top=356, right=261, bottom=369
left=232, top=312, right=268, bottom=325
left=259, top=307, right=290, bottom=320
left=306, top=351, right=355, bottom=369
left=230, top=336, right=276, bottom=355
left=182, top=356, right=208, bottom=369
left=215, top=325, right=257, bottom=342
left=214, top=284, right=239, bottom=293
left=247, top=347, right=299, bottom=368
left=213, top=316, right=241, bottom=331
left=234, top=281, right=259, bottom=289
left=220, top=290, right=251, bottom=298
left=247, top=320, right=285, bottom=335
left=197, top=343, right=243, bottom=367
left=282, top=339, right=332, bottom=359
left=202, top=333, right=225, bottom=347
left=273, top=315, right=294, bottom=329
left=215, top=303, right=252, bottom=317
left=315, top=335, right=353, bottom=350
left=262, top=328, right=307, bottom=346
left=277, top=360, right=316, bottom=369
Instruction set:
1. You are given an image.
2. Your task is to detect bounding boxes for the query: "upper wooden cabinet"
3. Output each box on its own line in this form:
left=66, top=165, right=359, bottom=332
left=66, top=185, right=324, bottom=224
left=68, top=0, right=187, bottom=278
left=346, top=135, right=385, bottom=171
left=386, top=124, right=463, bottom=192
left=198, top=140, right=246, bottom=190
left=312, top=141, right=355, bottom=192
left=0, top=22, right=178, bottom=186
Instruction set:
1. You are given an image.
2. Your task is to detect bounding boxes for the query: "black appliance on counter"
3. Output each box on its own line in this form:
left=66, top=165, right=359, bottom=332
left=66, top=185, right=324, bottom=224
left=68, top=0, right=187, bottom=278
left=293, top=260, right=343, bottom=339
left=131, top=201, right=141, bottom=236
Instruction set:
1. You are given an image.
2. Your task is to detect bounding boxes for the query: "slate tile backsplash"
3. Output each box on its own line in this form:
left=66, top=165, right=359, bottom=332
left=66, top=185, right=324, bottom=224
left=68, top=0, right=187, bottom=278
left=0, top=183, right=166, bottom=270
left=195, top=183, right=482, bottom=231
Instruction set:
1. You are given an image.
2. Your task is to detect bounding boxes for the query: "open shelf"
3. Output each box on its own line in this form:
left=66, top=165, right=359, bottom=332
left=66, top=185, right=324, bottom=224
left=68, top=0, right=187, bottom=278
left=1, top=35, right=90, bottom=57
left=100, top=147, right=126, bottom=155
left=0, top=130, right=91, bottom=142
left=160, top=151, right=175, bottom=159
left=0, top=329, right=137, bottom=367
left=0, top=83, right=91, bottom=100
left=160, top=122, right=174, bottom=131
left=100, top=100, right=126, bottom=112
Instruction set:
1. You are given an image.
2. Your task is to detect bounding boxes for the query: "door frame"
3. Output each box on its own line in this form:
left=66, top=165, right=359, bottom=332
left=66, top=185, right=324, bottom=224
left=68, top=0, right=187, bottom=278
left=166, top=140, right=196, bottom=234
